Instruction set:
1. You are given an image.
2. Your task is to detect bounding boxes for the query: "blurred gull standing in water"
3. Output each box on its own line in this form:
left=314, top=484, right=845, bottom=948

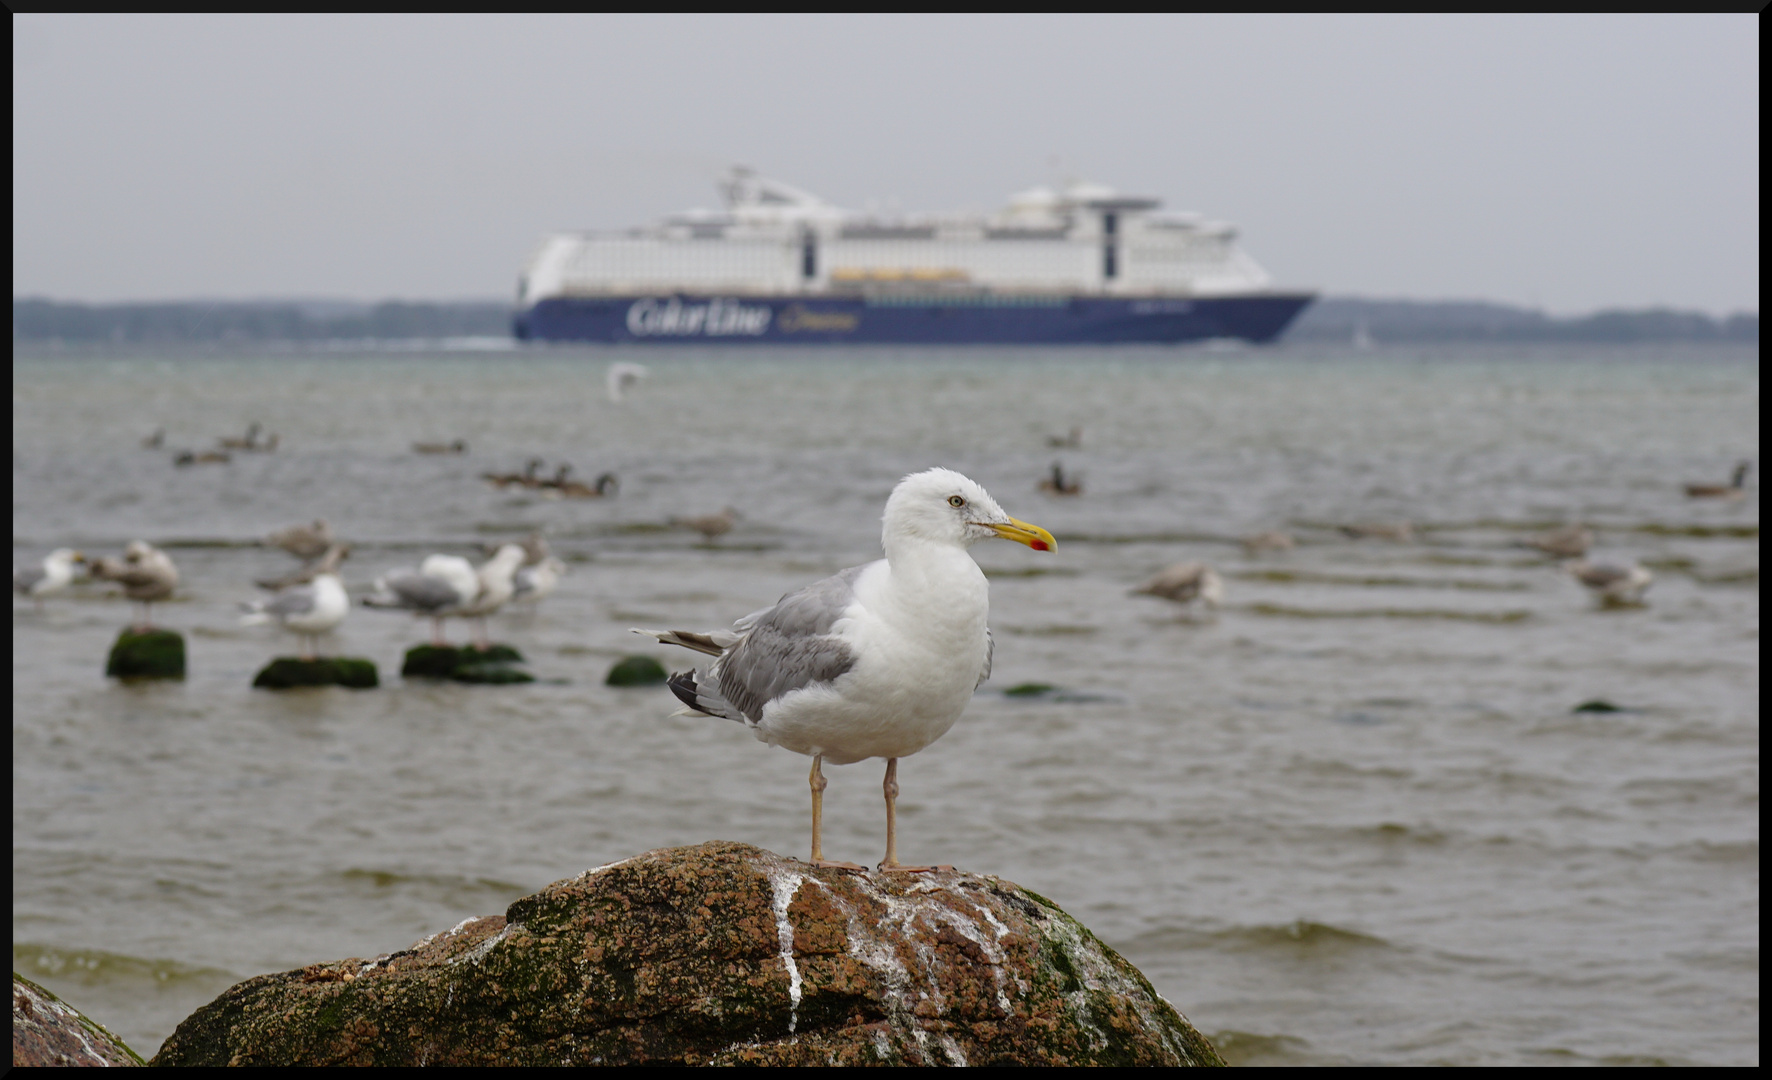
left=240, top=573, right=350, bottom=660
left=511, top=556, right=568, bottom=611
left=1566, top=559, right=1654, bottom=606
left=87, top=541, right=179, bottom=630
left=1132, top=561, right=1224, bottom=611
left=1240, top=530, right=1295, bottom=555
left=454, top=544, right=529, bottom=648
left=672, top=507, right=740, bottom=543
left=265, top=519, right=335, bottom=562
left=256, top=542, right=351, bottom=591
left=14, top=548, right=84, bottom=611
left=1522, top=524, right=1593, bottom=559
left=607, top=362, right=648, bottom=403
left=363, top=554, right=480, bottom=646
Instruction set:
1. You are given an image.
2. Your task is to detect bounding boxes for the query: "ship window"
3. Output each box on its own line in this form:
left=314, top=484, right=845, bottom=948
left=1103, top=244, right=1118, bottom=280
left=1102, top=212, right=1118, bottom=237
left=801, top=234, right=817, bottom=280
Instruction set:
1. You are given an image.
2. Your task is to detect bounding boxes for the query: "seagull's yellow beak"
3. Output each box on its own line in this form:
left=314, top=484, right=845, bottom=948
left=985, top=517, right=1056, bottom=552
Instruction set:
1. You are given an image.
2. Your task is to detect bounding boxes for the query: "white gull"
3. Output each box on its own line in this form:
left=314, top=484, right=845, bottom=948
left=14, top=548, right=85, bottom=611
left=363, top=553, right=481, bottom=645
left=634, top=467, right=1055, bottom=872
left=241, top=573, right=350, bottom=660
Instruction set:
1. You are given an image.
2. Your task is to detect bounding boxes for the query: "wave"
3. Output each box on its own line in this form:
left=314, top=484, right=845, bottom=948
left=12, top=942, right=238, bottom=989
left=1246, top=603, right=1532, bottom=623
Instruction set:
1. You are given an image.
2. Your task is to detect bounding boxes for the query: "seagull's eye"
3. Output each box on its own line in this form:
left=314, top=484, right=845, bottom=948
left=948, top=495, right=966, bottom=508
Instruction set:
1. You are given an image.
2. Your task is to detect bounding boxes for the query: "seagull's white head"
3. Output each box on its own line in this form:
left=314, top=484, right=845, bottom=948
left=882, top=468, right=1056, bottom=552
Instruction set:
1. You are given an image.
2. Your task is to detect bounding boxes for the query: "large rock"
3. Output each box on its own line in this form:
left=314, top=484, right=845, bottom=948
left=13, top=972, right=145, bottom=1067
left=105, top=628, right=185, bottom=680
left=400, top=644, right=532, bottom=684
left=151, top=841, right=1221, bottom=1066
left=252, top=657, right=379, bottom=690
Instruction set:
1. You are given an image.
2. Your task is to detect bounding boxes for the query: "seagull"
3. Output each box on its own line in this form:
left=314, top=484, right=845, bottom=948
left=607, top=361, right=648, bottom=403
left=1045, top=425, right=1083, bottom=449
left=634, top=468, right=1055, bottom=872
left=1240, top=530, right=1295, bottom=555
left=14, top=549, right=85, bottom=611
left=1131, top=561, right=1224, bottom=610
left=1685, top=461, right=1750, bottom=499
left=1566, top=560, right=1653, bottom=606
left=454, top=544, right=529, bottom=648
left=256, top=542, right=351, bottom=591
left=265, top=519, right=335, bottom=561
left=362, top=554, right=481, bottom=645
left=672, top=507, right=740, bottom=542
left=87, top=541, right=179, bottom=630
left=1522, top=524, right=1593, bottom=559
left=240, top=573, right=349, bottom=661
left=511, top=556, right=567, bottom=609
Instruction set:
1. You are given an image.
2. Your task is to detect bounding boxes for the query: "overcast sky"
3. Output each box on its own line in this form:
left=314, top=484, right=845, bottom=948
left=12, top=14, right=1759, bottom=313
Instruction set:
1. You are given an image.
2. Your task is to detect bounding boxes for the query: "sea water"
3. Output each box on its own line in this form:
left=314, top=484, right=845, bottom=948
left=11, top=343, right=1758, bottom=1064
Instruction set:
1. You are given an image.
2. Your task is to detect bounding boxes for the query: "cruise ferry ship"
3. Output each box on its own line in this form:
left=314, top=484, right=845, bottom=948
left=513, top=168, right=1313, bottom=345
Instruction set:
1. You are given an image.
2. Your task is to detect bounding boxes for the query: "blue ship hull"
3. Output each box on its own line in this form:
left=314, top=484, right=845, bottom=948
left=514, top=292, right=1314, bottom=345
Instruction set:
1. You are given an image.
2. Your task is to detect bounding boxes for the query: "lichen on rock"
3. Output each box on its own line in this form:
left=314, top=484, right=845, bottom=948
left=151, top=842, right=1222, bottom=1066
left=13, top=972, right=146, bottom=1067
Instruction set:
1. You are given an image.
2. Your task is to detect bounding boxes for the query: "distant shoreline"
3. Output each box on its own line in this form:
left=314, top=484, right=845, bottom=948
left=11, top=295, right=1758, bottom=345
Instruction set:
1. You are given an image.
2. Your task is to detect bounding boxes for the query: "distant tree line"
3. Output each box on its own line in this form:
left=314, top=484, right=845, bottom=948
left=11, top=299, right=514, bottom=344
left=1286, top=297, right=1757, bottom=344
left=10, top=295, right=1758, bottom=345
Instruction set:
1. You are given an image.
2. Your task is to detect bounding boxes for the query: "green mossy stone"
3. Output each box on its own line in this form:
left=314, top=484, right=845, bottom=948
left=106, top=628, right=186, bottom=680
left=402, top=644, right=524, bottom=679
left=252, top=657, right=380, bottom=690
left=451, top=662, right=535, bottom=685
left=605, top=655, right=668, bottom=686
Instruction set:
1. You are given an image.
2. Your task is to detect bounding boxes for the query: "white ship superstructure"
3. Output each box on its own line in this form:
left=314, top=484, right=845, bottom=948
left=514, top=168, right=1312, bottom=344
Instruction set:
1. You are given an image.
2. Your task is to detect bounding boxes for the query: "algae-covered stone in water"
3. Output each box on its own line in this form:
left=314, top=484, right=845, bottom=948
left=105, top=628, right=185, bottom=680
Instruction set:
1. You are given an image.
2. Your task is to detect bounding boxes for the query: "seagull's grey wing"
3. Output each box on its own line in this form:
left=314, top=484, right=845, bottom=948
left=14, top=566, right=46, bottom=593
left=714, top=565, right=867, bottom=724
left=512, top=566, right=537, bottom=599
left=977, top=627, right=993, bottom=689
left=1578, top=565, right=1630, bottom=588
left=368, top=570, right=461, bottom=613
left=262, top=585, right=319, bottom=617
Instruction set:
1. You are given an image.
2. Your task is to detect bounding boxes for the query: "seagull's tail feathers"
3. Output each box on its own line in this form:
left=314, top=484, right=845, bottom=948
left=664, top=668, right=747, bottom=725
left=629, top=627, right=736, bottom=657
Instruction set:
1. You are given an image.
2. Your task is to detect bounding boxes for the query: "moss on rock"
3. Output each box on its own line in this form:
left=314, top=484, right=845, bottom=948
left=151, top=841, right=1222, bottom=1067
left=401, top=644, right=528, bottom=683
left=12, top=972, right=145, bottom=1067
left=605, top=655, right=669, bottom=686
left=253, top=657, right=379, bottom=690
left=105, top=628, right=185, bottom=680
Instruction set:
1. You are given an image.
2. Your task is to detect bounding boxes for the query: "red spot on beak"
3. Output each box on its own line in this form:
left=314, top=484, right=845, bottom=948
left=1030, top=540, right=1050, bottom=551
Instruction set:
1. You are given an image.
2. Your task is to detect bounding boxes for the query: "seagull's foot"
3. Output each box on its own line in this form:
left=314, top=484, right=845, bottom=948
left=806, top=858, right=868, bottom=872
left=876, top=862, right=953, bottom=874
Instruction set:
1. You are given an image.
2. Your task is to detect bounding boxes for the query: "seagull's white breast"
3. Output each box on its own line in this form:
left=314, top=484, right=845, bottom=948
left=757, top=545, right=990, bottom=765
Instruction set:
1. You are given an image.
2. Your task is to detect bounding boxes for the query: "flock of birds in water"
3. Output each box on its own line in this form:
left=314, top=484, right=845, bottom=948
left=11, top=397, right=1757, bottom=662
